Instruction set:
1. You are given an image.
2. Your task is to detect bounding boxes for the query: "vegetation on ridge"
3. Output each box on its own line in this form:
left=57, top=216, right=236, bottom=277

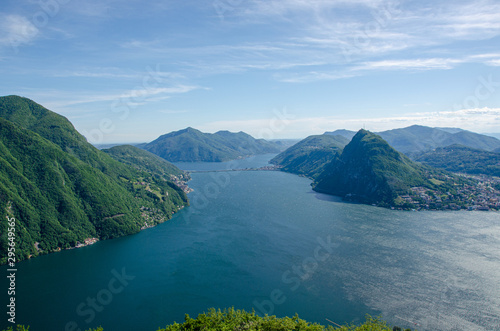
left=414, top=144, right=500, bottom=177
left=143, top=127, right=281, bottom=162
left=271, top=135, right=349, bottom=179
left=0, top=96, right=188, bottom=264
left=313, top=130, right=473, bottom=208
left=2, top=308, right=414, bottom=331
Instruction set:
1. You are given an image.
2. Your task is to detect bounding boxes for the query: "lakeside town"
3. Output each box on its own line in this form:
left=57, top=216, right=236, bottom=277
left=402, top=174, right=500, bottom=211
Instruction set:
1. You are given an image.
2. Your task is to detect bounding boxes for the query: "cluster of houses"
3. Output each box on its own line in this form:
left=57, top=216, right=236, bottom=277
left=139, top=206, right=167, bottom=229
left=170, top=174, right=193, bottom=193
left=73, top=237, right=99, bottom=248
left=399, top=175, right=500, bottom=211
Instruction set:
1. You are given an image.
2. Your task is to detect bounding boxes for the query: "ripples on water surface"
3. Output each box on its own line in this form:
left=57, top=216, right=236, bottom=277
left=2, top=155, right=499, bottom=330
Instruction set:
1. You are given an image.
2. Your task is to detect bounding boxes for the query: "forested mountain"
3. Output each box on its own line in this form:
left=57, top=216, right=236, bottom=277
left=144, top=127, right=281, bottom=162
left=270, top=135, right=349, bottom=178
left=313, top=130, right=465, bottom=206
left=0, top=96, right=188, bottom=264
left=415, top=144, right=500, bottom=177
left=103, top=145, right=186, bottom=180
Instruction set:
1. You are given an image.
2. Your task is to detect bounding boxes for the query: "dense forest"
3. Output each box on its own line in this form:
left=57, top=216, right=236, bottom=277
left=0, top=96, right=189, bottom=264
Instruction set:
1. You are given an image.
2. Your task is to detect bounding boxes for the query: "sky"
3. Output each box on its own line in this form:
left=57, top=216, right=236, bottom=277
left=1, top=0, right=500, bottom=143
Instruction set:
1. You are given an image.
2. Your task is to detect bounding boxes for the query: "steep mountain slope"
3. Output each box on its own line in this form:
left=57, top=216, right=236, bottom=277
left=104, top=144, right=192, bottom=192
left=313, top=130, right=457, bottom=206
left=144, top=127, right=281, bottom=162
left=270, top=135, right=349, bottom=178
left=0, top=96, right=188, bottom=264
left=415, top=144, right=500, bottom=177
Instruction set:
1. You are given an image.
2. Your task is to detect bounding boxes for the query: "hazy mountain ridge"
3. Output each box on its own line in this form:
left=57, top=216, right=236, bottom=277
left=270, top=135, right=349, bottom=178
left=415, top=144, right=500, bottom=177
left=324, top=125, right=500, bottom=156
left=0, top=96, right=189, bottom=264
left=144, top=127, right=281, bottom=162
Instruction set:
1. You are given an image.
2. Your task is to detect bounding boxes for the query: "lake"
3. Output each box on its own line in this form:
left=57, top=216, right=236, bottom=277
left=2, top=154, right=499, bottom=330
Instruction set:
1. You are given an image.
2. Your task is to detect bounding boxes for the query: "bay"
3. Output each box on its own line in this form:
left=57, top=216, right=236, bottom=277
left=2, top=155, right=500, bottom=330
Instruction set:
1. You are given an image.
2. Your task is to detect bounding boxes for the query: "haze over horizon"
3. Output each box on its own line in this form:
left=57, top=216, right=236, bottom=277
left=1, top=0, right=500, bottom=143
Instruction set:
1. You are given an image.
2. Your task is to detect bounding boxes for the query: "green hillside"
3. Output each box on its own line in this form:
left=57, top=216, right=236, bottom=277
left=144, top=127, right=281, bottom=162
left=313, top=130, right=464, bottom=207
left=103, top=144, right=186, bottom=180
left=0, top=96, right=188, bottom=264
left=271, top=134, right=349, bottom=178
left=415, top=144, right=500, bottom=177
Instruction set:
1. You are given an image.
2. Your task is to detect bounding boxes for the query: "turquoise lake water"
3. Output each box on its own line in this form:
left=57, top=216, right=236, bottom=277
left=1, top=154, right=499, bottom=330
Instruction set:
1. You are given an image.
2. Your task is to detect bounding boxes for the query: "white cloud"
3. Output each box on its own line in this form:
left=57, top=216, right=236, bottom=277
left=204, top=0, right=500, bottom=82
left=158, top=109, right=189, bottom=114
left=17, top=85, right=202, bottom=111
left=0, top=15, right=39, bottom=50
left=485, top=59, right=500, bottom=67
left=199, top=108, right=500, bottom=139
left=356, top=58, right=465, bottom=71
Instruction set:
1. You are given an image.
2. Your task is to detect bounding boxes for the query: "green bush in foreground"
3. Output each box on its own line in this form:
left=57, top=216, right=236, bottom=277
left=3, top=308, right=414, bottom=331
left=157, top=308, right=401, bottom=331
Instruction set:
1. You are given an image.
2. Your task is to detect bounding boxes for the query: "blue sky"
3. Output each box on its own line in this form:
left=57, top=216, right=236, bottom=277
left=1, top=0, right=500, bottom=143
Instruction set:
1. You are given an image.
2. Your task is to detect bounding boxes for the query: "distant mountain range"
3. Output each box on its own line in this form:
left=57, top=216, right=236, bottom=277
left=0, top=96, right=189, bottom=264
left=325, top=125, right=500, bottom=156
left=143, top=127, right=282, bottom=162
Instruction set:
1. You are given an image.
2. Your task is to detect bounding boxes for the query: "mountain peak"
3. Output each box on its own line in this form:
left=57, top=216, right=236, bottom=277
left=314, top=129, right=431, bottom=205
